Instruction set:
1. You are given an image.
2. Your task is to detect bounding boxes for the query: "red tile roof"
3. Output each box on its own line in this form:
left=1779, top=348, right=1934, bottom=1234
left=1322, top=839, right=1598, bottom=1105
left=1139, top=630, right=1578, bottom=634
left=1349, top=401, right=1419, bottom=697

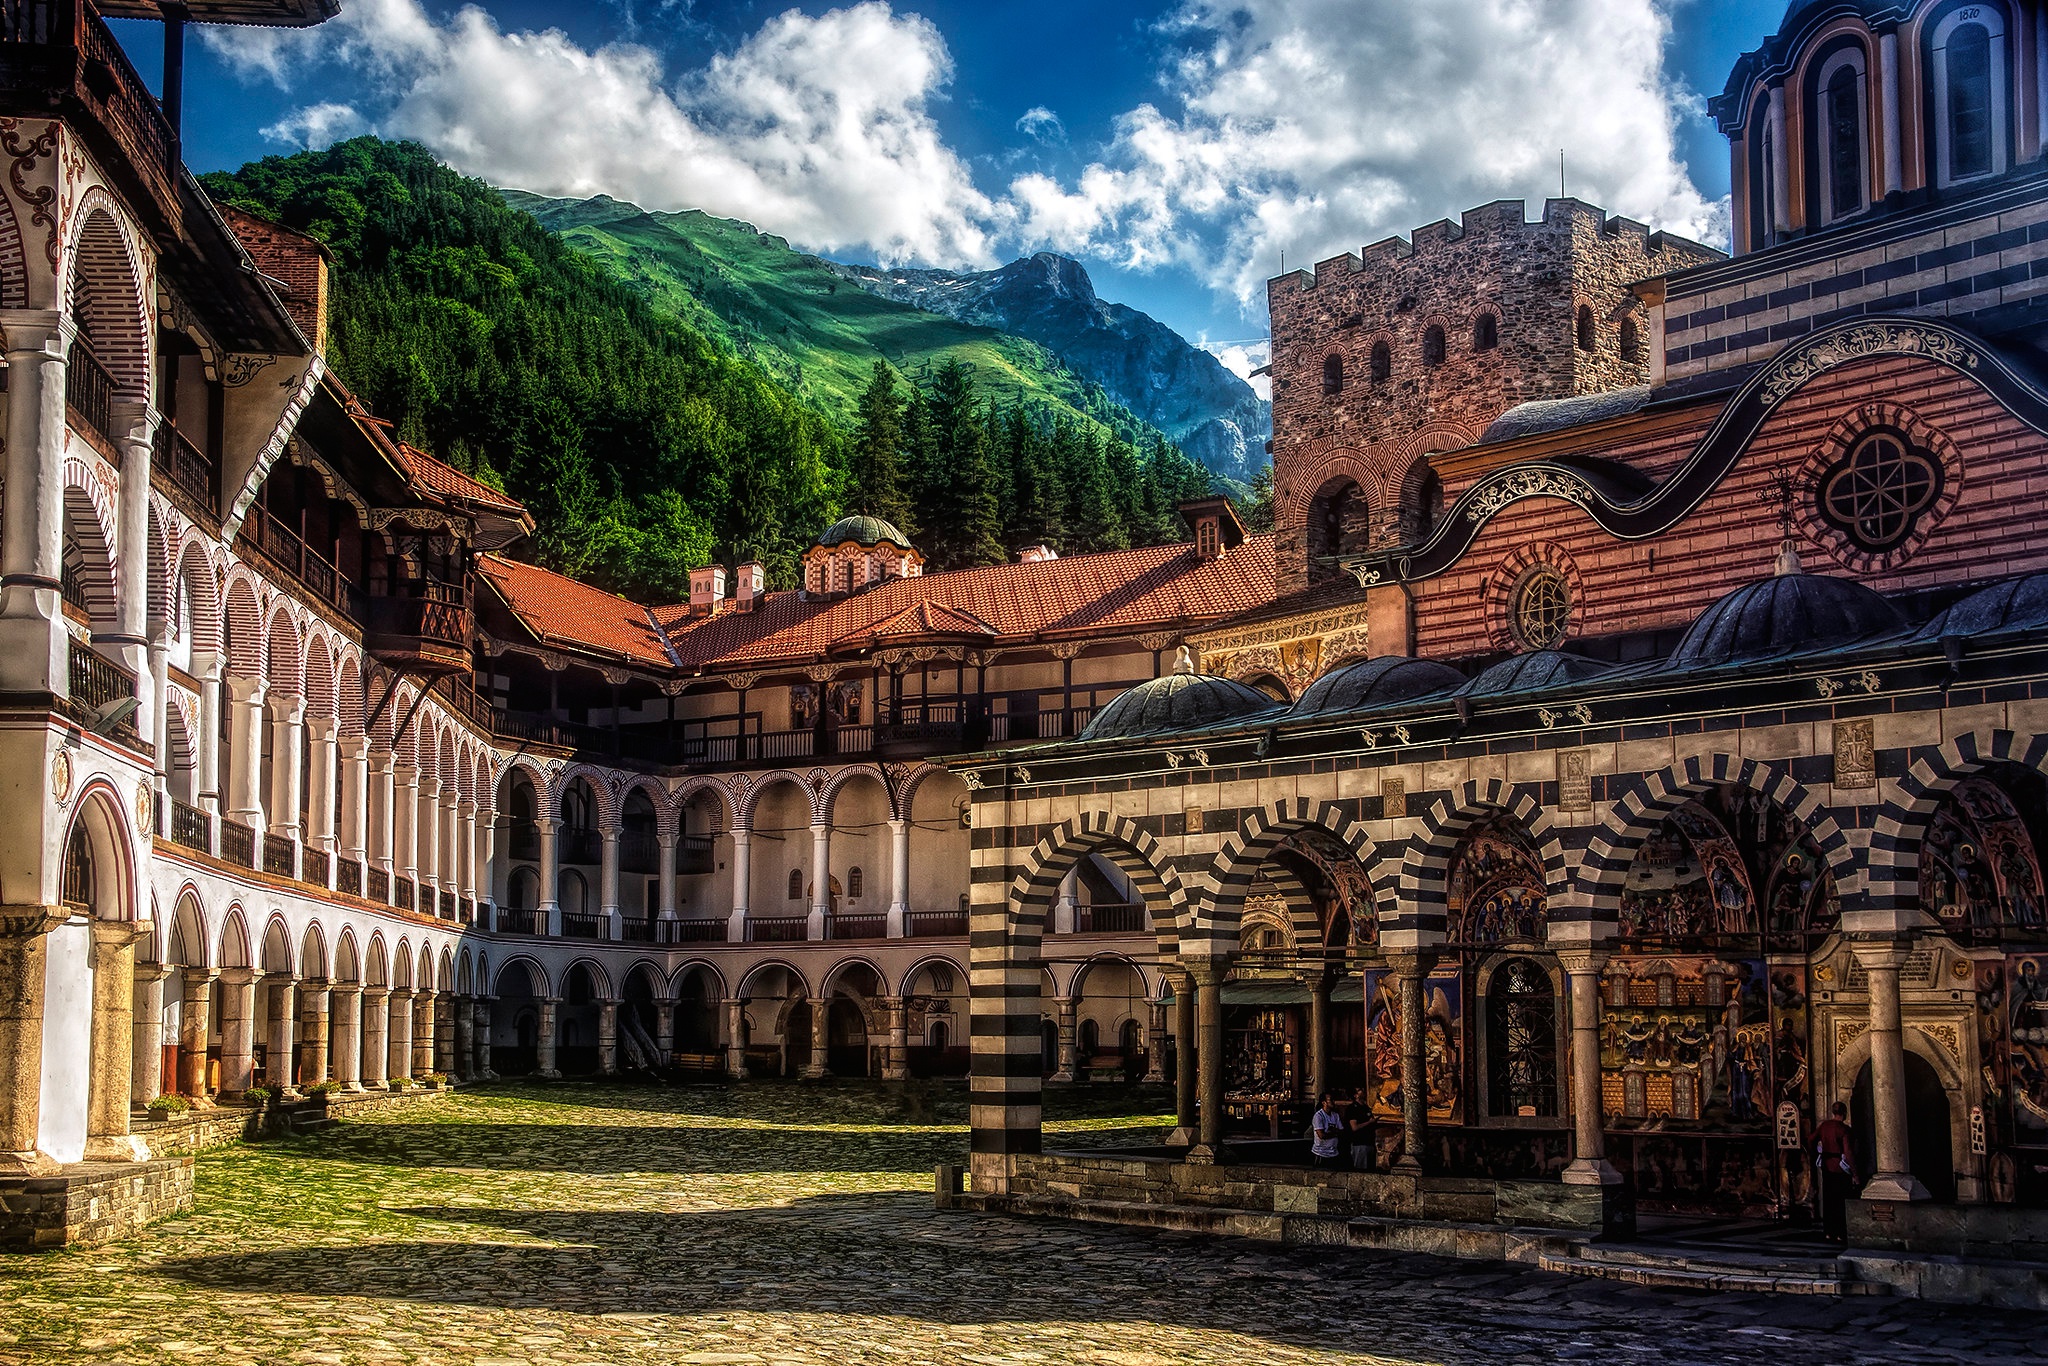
left=477, top=555, right=674, bottom=668
left=652, top=536, right=1279, bottom=671
left=396, top=442, right=528, bottom=517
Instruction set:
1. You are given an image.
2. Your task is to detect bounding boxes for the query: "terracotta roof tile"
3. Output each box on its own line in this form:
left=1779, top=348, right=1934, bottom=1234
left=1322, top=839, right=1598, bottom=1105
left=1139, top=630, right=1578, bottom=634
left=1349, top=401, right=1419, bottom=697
left=397, top=443, right=527, bottom=516
left=477, top=555, right=673, bottom=668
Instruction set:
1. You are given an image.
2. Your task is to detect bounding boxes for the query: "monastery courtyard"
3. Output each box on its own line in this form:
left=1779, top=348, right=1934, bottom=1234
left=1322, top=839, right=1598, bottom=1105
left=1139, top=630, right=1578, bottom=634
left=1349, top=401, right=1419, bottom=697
left=0, top=1086, right=2035, bottom=1366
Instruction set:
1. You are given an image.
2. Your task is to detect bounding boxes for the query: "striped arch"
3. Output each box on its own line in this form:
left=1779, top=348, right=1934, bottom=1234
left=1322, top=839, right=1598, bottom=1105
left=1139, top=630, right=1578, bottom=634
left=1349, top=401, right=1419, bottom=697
left=1209, top=798, right=1395, bottom=938
left=551, top=763, right=617, bottom=825
left=173, top=537, right=221, bottom=657
left=562, top=956, right=613, bottom=1000
left=617, top=774, right=674, bottom=834
left=437, top=947, right=456, bottom=994
left=164, top=886, right=210, bottom=968
left=416, top=944, right=436, bottom=993
left=0, top=173, right=25, bottom=308
left=736, top=769, right=823, bottom=827
left=1008, top=811, right=1192, bottom=953
left=491, top=953, right=550, bottom=997
left=495, top=752, right=551, bottom=806
left=736, top=958, right=811, bottom=1000
left=336, top=653, right=364, bottom=737
left=216, top=905, right=252, bottom=970
left=66, top=192, right=154, bottom=396
left=392, top=938, right=414, bottom=990
left=893, top=762, right=950, bottom=817
left=1871, top=727, right=2048, bottom=917
left=365, top=931, right=390, bottom=988
left=304, top=633, right=336, bottom=729
left=61, top=457, right=118, bottom=622
left=1579, top=753, right=1862, bottom=925
left=299, top=920, right=329, bottom=981
left=1399, top=779, right=1567, bottom=940
left=435, top=725, right=458, bottom=795
left=222, top=573, right=264, bottom=677
left=264, top=601, right=304, bottom=699
left=162, top=690, right=196, bottom=784
left=669, top=958, right=728, bottom=999
left=471, top=750, right=495, bottom=810
left=674, top=776, right=736, bottom=832
left=820, top=763, right=890, bottom=821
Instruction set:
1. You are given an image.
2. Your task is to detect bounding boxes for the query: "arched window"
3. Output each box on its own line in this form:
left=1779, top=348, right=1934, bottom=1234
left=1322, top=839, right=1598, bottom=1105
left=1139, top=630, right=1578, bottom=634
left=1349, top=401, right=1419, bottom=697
left=1575, top=305, right=1595, bottom=352
left=930, top=1020, right=950, bottom=1050
left=1747, top=89, right=1775, bottom=251
left=1369, top=339, right=1391, bottom=383
left=1818, top=51, right=1868, bottom=223
left=1486, top=957, right=1557, bottom=1118
left=1322, top=352, right=1344, bottom=395
left=847, top=866, right=864, bottom=898
left=62, top=823, right=94, bottom=911
left=787, top=868, right=804, bottom=900
left=1422, top=325, right=1446, bottom=367
left=1931, top=10, right=2008, bottom=188
left=1511, top=565, right=1572, bottom=650
left=1119, top=1019, right=1142, bottom=1056
left=1472, top=313, right=1498, bottom=352
left=1079, top=1018, right=1100, bottom=1057
left=1618, top=316, right=1641, bottom=365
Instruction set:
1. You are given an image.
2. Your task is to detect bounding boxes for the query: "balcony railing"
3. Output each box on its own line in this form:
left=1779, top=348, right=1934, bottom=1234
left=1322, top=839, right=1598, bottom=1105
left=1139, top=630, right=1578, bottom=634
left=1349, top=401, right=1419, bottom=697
left=220, top=819, right=256, bottom=869
left=677, top=834, right=715, bottom=875
left=65, top=340, right=115, bottom=447
left=362, top=583, right=472, bottom=658
left=394, top=877, right=415, bottom=912
left=746, top=916, right=808, bottom=943
left=1076, top=902, right=1148, bottom=934
left=153, top=422, right=218, bottom=516
left=905, top=910, right=970, bottom=937
left=620, top=918, right=656, bottom=943
left=301, top=846, right=329, bottom=888
left=336, top=858, right=363, bottom=898
left=168, top=799, right=210, bottom=855
left=440, top=890, right=456, bottom=919
left=260, top=833, right=295, bottom=880
left=240, top=503, right=346, bottom=609
left=66, top=637, right=135, bottom=718
left=671, top=918, right=727, bottom=942
left=619, top=829, right=660, bottom=874
left=367, top=866, right=390, bottom=902
left=561, top=912, right=607, bottom=940
left=460, top=897, right=476, bottom=925
left=827, top=914, right=886, bottom=941
left=496, top=908, right=543, bottom=935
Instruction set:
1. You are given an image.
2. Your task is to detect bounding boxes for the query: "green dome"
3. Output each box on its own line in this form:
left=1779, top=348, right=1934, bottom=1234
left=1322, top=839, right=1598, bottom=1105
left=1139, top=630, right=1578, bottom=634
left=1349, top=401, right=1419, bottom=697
left=816, top=514, right=912, bottom=549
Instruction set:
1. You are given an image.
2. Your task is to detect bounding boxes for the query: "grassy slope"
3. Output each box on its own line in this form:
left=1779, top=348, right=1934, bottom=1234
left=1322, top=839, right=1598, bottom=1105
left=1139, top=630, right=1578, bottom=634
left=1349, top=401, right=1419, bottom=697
left=505, top=191, right=1145, bottom=437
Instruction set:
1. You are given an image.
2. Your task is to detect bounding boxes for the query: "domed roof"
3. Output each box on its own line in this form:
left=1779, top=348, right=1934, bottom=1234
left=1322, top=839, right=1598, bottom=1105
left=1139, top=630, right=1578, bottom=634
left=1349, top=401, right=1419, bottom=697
left=1290, top=656, right=1465, bottom=716
left=1461, top=650, right=1614, bottom=697
left=816, top=514, right=912, bottom=549
left=1913, top=574, right=2048, bottom=641
left=1667, top=572, right=1904, bottom=670
left=1081, top=670, right=1284, bottom=741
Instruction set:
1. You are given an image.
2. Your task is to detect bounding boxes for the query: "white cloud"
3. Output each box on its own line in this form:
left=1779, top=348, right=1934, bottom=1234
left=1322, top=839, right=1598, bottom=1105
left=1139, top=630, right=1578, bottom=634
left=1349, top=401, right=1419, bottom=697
left=204, top=0, right=1000, bottom=268
left=1009, top=0, right=1728, bottom=304
left=1201, top=337, right=1271, bottom=401
left=261, top=101, right=369, bottom=149
left=1015, top=105, right=1065, bottom=142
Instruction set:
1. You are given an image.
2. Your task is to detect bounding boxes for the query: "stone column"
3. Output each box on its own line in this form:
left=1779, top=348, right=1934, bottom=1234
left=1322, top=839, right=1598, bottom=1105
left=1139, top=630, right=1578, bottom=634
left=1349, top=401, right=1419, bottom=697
left=803, top=997, right=830, bottom=1079
left=596, top=1000, right=618, bottom=1076
left=411, top=991, right=436, bottom=1078
left=599, top=829, right=622, bottom=939
left=1307, top=972, right=1332, bottom=1101
left=535, top=996, right=560, bottom=1079
left=472, top=996, right=495, bottom=1080
left=1880, top=28, right=1904, bottom=196
left=657, top=833, right=678, bottom=918
left=413, top=777, right=437, bottom=895
left=725, top=999, right=747, bottom=1079
left=728, top=829, right=752, bottom=942
left=459, top=800, right=480, bottom=907
left=131, top=964, right=168, bottom=1108
left=368, top=749, right=394, bottom=886
left=886, top=818, right=910, bottom=936
left=452, top=993, right=474, bottom=1080
left=193, top=653, right=224, bottom=824
left=85, top=920, right=150, bottom=1161
left=224, top=674, right=268, bottom=838
left=536, top=816, right=561, bottom=936
left=1171, top=971, right=1197, bottom=1141
left=807, top=822, right=830, bottom=940
left=215, top=967, right=259, bottom=1100
left=0, top=311, right=73, bottom=699
left=306, top=715, right=338, bottom=857
left=298, top=982, right=330, bottom=1086
left=0, top=910, right=66, bottom=1172
left=339, top=734, right=368, bottom=871
left=1050, top=996, right=1077, bottom=1083
left=1559, top=950, right=1620, bottom=1185
left=1189, top=963, right=1227, bottom=1163
left=1392, top=953, right=1434, bottom=1174
left=361, top=988, right=389, bottom=1088
left=883, top=995, right=908, bottom=1081
left=479, top=804, right=501, bottom=915
left=267, top=691, right=305, bottom=845
left=107, top=401, right=158, bottom=731
left=178, top=967, right=216, bottom=1105
left=330, top=986, right=363, bottom=1092
left=394, top=766, right=420, bottom=891
left=1855, top=941, right=1931, bottom=1202
left=148, top=632, right=171, bottom=817
left=1144, top=996, right=1167, bottom=1084
left=266, top=977, right=299, bottom=1099
left=1054, top=867, right=1079, bottom=936
left=1767, top=83, right=1791, bottom=236
left=435, top=993, right=456, bottom=1075
left=387, top=989, right=414, bottom=1082
left=654, top=999, right=676, bottom=1056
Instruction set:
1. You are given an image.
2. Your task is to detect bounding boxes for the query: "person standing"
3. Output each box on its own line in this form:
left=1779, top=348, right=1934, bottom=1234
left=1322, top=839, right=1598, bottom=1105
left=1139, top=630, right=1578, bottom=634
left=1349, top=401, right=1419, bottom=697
left=1310, top=1093, right=1345, bottom=1170
left=1813, top=1101, right=1856, bottom=1244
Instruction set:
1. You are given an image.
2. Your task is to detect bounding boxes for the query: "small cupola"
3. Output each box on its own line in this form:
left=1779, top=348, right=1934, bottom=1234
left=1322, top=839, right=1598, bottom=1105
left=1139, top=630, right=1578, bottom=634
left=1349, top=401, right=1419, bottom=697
left=689, top=564, right=727, bottom=616
left=1179, top=496, right=1247, bottom=561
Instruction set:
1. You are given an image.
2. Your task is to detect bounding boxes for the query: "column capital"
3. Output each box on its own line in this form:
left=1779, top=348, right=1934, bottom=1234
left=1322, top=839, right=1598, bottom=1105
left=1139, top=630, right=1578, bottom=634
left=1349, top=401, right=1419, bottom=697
left=0, top=307, right=74, bottom=357
left=388, top=987, right=414, bottom=1002
left=224, top=673, right=268, bottom=705
left=217, top=965, right=258, bottom=987
left=305, top=714, right=339, bottom=742
left=180, top=965, right=219, bottom=987
left=1185, top=960, right=1227, bottom=988
left=1387, top=950, right=1438, bottom=977
left=1554, top=948, right=1610, bottom=977
left=362, top=987, right=389, bottom=1002
left=0, top=904, right=69, bottom=939
left=1848, top=937, right=1915, bottom=972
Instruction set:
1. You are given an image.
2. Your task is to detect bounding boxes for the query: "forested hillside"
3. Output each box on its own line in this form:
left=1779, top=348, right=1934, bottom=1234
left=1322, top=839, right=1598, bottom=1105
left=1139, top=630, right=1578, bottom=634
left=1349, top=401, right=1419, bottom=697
left=203, top=139, right=1213, bottom=597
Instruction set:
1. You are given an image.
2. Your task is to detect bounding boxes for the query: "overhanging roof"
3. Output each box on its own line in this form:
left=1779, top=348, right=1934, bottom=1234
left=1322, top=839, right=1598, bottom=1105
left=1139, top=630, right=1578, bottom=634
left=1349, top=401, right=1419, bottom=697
left=98, top=1, right=339, bottom=24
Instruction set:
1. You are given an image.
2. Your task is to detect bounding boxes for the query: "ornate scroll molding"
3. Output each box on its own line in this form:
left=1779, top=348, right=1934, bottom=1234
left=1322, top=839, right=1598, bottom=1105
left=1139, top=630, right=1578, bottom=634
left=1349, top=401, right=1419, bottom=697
left=1758, top=323, right=1978, bottom=405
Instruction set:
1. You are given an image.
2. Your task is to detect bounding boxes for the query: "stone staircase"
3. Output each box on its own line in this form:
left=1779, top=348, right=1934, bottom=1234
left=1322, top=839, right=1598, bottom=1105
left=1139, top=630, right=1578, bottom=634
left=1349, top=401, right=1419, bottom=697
left=1538, top=1242, right=1887, bottom=1296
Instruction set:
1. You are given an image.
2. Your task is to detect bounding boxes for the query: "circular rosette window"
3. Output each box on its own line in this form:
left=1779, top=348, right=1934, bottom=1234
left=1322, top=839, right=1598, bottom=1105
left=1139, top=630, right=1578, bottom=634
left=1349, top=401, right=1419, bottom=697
left=1510, top=566, right=1571, bottom=651
left=1816, top=428, right=1944, bottom=554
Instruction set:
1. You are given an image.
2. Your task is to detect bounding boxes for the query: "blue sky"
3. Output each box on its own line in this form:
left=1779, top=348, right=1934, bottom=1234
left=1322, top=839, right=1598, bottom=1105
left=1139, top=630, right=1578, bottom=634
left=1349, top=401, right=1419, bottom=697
left=113, top=0, right=1789, bottom=370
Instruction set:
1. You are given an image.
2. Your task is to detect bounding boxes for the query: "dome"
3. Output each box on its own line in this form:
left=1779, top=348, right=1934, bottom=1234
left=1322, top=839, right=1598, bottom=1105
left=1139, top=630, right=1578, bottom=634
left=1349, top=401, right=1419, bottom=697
left=1461, top=650, right=1614, bottom=697
left=816, top=514, right=911, bottom=549
left=1290, top=656, right=1465, bottom=716
left=1080, top=671, right=1284, bottom=741
left=1913, top=574, right=2048, bottom=641
left=1666, top=572, right=1904, bottom=670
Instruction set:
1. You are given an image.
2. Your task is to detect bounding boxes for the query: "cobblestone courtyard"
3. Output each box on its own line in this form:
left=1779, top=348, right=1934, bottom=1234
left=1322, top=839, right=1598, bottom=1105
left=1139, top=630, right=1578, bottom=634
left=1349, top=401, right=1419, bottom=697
left=0, top=1084, right=2040, bottom=1365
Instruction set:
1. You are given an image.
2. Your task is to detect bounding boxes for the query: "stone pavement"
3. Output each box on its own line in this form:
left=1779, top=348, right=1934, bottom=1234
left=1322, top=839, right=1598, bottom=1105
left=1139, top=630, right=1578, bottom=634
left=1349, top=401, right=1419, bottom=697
left=0, top=1082, right=2039, bottom=1365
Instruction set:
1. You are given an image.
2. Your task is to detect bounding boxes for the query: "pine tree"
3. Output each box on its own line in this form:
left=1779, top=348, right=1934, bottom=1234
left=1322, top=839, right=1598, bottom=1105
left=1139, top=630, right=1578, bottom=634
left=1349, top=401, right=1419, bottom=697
left=849, top=359, right=912, bottom=531
left=919, top=361, right=1005, bottom=569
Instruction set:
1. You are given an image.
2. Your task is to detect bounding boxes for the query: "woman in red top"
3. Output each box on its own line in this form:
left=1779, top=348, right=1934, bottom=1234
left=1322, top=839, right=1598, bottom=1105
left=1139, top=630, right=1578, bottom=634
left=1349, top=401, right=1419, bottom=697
left=1813, top=1101, right=1856, bottom=1244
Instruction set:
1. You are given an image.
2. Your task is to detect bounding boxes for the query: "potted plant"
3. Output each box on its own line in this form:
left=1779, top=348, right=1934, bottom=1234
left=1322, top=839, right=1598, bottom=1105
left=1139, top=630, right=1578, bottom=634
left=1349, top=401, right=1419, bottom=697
left=387, top=1076, right=412, bottom=1092
left=145, top=1093, right=191, bottom=1119
left=242, top=1086, right=272, bottom=1108
left=300, top=1079, right=340, bottom=1105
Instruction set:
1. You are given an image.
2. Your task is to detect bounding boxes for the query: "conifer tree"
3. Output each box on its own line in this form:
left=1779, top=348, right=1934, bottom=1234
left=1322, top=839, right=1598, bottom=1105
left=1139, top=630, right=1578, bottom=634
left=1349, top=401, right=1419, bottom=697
left=919, top=361, right=1005, bottom=569
left=849, top=359, right=912, bottom=532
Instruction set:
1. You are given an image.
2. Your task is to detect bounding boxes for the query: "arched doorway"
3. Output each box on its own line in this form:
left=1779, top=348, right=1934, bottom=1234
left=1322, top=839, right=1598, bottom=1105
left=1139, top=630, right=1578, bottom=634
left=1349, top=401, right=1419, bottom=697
left=1852, top=1052, right=1956, bottom=1203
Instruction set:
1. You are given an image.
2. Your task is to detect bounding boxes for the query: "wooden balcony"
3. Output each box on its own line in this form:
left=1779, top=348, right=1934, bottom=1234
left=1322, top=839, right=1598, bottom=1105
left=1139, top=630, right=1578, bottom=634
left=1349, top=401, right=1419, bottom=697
left=361, top=580, right=472, bottom=675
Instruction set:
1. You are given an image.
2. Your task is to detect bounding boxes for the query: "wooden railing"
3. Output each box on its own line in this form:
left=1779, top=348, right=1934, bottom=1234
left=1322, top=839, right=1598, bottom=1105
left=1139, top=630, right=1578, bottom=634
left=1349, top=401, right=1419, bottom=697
left=65, top=339, right=115, bottom=446
left=672, top=918, right=727, bottom=942
left=367, top=866, right=390, bottom=902
left=363, top=582, right=471, bottom=652
left=905, top=910, right=969, bottom=937
left=336, top=858, right=363, bottom=898
left=394, top=877, right=414, bottom=911
left=169, top=799, right=210, bottom=854
left=496, top=908, right=544, bottom=935
left=66, top=637, right=132, bottom=714
left=220, top=819, right=255, bottom=868
left=241, top=503, right=346, bottom=609
left=440, top=890, right=456, bottom=919
left=260, top=833, right=295, bottom=880
left=301, top=846, right=329, bottom=888
left=827, top=914, right=886, bottom=941
left=153, top=422, right=218, bottom=516
left=561, top=912, right=607, bottom=940
left=1076, top=902, right=1148, bottom=934
left=746, top=916, right=808, bottom=943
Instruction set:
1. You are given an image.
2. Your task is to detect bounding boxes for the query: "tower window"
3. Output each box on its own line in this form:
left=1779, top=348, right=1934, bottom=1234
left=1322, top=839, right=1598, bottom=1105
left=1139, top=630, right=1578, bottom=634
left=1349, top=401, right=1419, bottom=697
left=1823, top=57, right=1866, bottom=221
left=788, top=868, right=804, bottom=900
left=1618, top=316, right=1641, bottom=365
left=1948, top=22, right=1994, bottom=180
left=1422, top=325, right=1446, bottom=367
left=848, top=866, right=864, bottom=898
left=1370, top=340, right=1391, bottom=383
left=1575, top=305, right=1595, bottom=352
left=1931, top=11, right=2007, bottom=189
left=1322, top=353, right=1344, bottom=395
left=1472, top=313, right=1498, bottom=352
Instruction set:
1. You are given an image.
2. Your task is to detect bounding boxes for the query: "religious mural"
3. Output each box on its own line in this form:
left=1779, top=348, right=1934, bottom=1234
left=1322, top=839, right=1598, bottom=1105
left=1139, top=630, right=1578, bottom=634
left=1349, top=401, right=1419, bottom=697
left=2013, top=954, right=2048, bottom=1147
left=1446, top=822, right=1547, bottom=945
left=1922, top=780, right=2047, bottom=933
left=1364, top=968, right=1463, bottom=1124
left=1597, top=959, right=1770, bottom=1129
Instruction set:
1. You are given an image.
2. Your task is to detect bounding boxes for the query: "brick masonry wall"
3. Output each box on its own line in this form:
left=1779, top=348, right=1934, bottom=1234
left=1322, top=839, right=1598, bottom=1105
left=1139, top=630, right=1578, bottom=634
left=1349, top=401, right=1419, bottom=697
left=1266, top=199, right=1720, bottom=594
left=0, top=1159, right=195, bottom=1251
left=220, top=205, right=330, bottom=349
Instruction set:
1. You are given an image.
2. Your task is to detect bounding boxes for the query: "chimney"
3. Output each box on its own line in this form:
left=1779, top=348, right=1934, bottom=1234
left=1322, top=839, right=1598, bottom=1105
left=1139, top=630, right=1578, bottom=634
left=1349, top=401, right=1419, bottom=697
left=734, top=561, right=765, bottom=610
left=689, top=564, right=728, bottom=615
left=1016, top=544, right=1059, bottom=563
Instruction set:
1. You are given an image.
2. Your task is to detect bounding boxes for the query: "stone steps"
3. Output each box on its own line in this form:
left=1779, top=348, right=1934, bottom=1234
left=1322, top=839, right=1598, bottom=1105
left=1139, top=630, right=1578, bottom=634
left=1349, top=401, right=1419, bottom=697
left=1538, top=1243, right=1887, bottom=1296
left=288, top=1114, right=337, bottom=1135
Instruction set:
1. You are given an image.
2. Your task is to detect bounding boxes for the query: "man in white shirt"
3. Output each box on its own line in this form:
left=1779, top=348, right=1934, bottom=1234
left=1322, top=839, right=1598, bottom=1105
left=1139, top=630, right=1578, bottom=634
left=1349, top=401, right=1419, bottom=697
left=1310, top=1093, right=1344, bottom=1170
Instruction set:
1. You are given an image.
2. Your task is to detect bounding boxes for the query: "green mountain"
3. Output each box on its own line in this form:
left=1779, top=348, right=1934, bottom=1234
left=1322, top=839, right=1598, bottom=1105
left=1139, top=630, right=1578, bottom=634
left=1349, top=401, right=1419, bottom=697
left=502, top=191, right=1159, bottom=446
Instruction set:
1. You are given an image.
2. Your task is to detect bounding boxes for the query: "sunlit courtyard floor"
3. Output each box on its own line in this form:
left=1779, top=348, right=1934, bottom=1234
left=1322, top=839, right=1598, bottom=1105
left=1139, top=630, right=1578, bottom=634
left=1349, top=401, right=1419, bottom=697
left=0, top=1081, right=2037, bottom=1365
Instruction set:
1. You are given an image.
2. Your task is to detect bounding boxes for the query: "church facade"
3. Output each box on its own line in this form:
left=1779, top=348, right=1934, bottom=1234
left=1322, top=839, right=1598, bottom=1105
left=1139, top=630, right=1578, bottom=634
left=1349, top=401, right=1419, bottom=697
left=959, top=0, right=2048, bottom=1246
